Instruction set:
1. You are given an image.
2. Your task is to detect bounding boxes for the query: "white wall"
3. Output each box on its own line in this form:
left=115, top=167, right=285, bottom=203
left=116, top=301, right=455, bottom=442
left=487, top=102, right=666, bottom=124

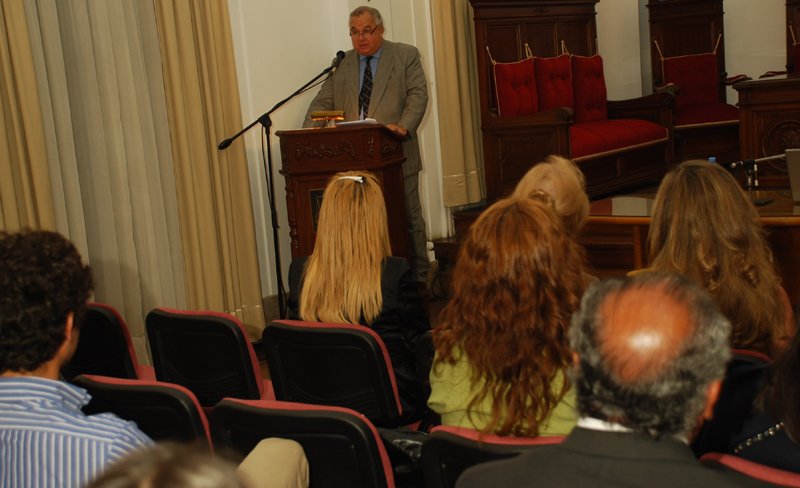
left=228, top=1, right=787, bottom=305
left=724, top=0, right=785, bottom=100
left=596, top=0, right=643, bottom=99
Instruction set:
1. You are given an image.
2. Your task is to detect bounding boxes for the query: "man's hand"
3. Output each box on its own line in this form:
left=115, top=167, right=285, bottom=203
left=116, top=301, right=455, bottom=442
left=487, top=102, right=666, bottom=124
left=385, top=123, right=408, bottom=137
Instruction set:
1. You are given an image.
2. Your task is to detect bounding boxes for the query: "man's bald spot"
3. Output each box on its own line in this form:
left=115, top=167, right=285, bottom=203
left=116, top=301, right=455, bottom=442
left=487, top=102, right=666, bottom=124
left=598, top=284, right=694, bottom=384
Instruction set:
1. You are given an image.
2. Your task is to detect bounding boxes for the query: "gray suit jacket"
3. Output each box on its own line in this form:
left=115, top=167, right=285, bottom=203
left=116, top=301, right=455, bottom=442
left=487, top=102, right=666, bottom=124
left=457, top=427, right=770, bottom=487
left=303, top=40, right=428, bottom=177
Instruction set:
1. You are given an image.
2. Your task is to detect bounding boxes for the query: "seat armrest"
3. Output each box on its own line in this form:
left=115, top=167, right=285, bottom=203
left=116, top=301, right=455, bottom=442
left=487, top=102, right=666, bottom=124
left=726, top=73, right=751, bottom=85
left=654, top=83, right=679, bottom=96
left=608, top=91, right=674, bottom=128
left=758, top=70, right=786, bottom=79
left=486, top=106, right=573, bottom=127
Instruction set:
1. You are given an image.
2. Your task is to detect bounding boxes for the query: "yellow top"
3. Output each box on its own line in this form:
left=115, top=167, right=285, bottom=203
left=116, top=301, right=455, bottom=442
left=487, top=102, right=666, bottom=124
left=428, top=348, right=577, bottom=435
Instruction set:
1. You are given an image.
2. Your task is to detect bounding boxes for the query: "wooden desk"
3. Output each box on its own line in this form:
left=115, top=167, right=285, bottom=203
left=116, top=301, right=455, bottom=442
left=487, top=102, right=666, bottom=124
left=579, top=189, right=800, bottom=304
left=734, top=75, right=800, bottom=187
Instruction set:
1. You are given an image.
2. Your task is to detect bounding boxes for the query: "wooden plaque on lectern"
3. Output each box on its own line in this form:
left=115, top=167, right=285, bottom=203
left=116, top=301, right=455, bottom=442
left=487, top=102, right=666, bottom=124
left=277, top=124, right=409, bottom=259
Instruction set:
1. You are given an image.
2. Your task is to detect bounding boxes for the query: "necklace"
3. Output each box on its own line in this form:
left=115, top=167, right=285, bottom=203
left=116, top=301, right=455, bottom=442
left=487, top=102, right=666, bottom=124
left=733, top=421, right=785, bottom=454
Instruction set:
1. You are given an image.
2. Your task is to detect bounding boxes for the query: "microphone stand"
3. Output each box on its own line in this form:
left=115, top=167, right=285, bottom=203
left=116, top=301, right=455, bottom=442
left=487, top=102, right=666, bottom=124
left=218, top=61, right=339, bottom=319
left=729, top=153, right=785, bottom=206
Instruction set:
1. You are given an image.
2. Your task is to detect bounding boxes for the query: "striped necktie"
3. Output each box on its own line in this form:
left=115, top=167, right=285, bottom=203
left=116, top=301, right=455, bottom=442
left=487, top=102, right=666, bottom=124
left=359, top=56, right=373, bottom=118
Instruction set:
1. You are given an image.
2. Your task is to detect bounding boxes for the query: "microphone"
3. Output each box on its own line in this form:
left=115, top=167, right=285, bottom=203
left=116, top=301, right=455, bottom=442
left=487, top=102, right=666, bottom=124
left=329, top=50, right=345, bottom=72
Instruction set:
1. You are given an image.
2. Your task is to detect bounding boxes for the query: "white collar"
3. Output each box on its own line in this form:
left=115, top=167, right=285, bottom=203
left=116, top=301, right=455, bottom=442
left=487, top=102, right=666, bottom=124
left=577, top=416, right=689, bottom=444
left=577, top=417, right=633, bottom=433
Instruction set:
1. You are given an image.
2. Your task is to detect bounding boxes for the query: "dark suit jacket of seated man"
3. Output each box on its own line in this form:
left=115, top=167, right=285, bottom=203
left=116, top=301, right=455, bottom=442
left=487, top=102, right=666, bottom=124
left=457, top=273, right=771, bottom=488
left=303, top=5, right=430, bottom=283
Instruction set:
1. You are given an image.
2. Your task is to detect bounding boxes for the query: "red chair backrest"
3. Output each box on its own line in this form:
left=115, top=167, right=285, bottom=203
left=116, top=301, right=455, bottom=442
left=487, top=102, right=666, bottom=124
left=263, top=319, right=403, bottom=427
left=571, top=54, right=608, bottom=123
left=661, top=52, right=720, bottom=109
left=146, top=308, right=264, bottom=407
left=701, top=453, right=800, bottom=487
left=493, top=57, right=539, bottom=118
left=421, top=425, right=565, bottom=488
left=210, top=398, right=395, bottom=488
left=74, top=374, right=211, bottom=447
left=62, top=302, right=141, bottom=381
left=535, top=54, right=574, bottom=112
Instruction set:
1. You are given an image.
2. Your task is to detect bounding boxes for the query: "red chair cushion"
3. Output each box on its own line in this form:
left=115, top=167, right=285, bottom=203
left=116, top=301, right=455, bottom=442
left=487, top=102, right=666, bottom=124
left=571, top=55, right=608, bottom=123
left=535, top=54, right=573, bottom=111
left=570, top=119, right=668, bottom=159
left=662, top=53, right=720, bottom=112
left=676, top=102, right=739, bottom=127
left=493, top=58, right=538, bottom=117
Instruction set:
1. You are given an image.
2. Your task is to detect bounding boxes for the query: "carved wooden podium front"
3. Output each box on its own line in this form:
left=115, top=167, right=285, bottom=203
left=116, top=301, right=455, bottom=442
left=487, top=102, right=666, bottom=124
left=277, top=125, right=409, bottom=259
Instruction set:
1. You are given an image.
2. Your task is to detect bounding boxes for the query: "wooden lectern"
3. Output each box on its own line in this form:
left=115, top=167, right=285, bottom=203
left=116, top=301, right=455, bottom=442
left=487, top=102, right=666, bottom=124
left=277, top=124, right=409, bottom=259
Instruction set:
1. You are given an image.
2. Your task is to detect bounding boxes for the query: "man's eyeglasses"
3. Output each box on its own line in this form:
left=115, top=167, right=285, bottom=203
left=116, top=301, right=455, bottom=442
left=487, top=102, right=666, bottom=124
left=350, top=25, right=380, bottom=38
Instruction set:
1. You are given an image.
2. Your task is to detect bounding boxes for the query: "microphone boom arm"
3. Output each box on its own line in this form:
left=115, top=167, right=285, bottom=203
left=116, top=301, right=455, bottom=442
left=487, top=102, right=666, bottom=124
left=218, top=63, right=337, bottom=150
left=216, top=51, right=344, bottom=319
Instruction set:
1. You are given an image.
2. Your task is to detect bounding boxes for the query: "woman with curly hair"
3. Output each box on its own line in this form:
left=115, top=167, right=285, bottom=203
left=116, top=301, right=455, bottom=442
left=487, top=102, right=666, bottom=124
left=428, top=195, right=588, bottom=436
left=647, top=160, right=793, bottom=357
left=287, top=170, right=429, bottom=419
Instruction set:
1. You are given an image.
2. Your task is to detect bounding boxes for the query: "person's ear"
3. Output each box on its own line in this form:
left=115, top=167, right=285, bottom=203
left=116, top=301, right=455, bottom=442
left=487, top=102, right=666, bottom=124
left=64, top=312, right=74, bottom=341
left=702, top=380, right=722, bottom=420
left=572, top=352, right=580, bottom=367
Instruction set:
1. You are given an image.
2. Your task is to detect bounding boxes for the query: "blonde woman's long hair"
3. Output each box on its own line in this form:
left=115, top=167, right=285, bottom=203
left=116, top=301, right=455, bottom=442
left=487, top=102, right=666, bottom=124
left=299, top=171, right=391, bottom=325
left=648, top=160, right=786, bottom=353
left=512, top=155, right=590, bottom=236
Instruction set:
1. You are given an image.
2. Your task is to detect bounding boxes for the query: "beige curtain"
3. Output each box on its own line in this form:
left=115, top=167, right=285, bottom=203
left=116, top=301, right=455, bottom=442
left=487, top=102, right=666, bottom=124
left=431, top=0, right=484, bottom=206
left=153, top=1, right=265, bottom=339
left=0, top=0, right=54, bottom=231
left=23, top=0, right=188, bottom=361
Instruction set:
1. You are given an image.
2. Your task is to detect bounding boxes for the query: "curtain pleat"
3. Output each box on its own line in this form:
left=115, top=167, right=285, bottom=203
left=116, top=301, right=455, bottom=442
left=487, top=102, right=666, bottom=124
left=0, top=0, right=54, bottom=231
left=153, top=0, right=266, bottom=339
left=22, top=0, right=189, bottom=361
left=431, top=0, right=484, bottom=207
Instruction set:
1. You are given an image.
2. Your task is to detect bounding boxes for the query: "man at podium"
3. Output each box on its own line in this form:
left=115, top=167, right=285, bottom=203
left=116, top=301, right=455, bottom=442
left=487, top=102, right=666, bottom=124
left=303, top=5, right=430, bottom=285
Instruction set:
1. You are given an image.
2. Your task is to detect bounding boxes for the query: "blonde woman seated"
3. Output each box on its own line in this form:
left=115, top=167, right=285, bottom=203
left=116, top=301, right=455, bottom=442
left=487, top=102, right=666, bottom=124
left=428, top=195, right=587, bottom=436
left=287, top=171, right=430, bottom=419
left=512, top=155, right=590, bottom=239
left=513, top=155, right=596, bottom=286
left=647, top=160, right=794, bottom=357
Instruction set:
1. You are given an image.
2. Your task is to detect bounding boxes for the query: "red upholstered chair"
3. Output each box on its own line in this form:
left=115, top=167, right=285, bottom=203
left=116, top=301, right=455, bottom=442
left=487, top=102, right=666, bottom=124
left=420, top=425, right=565, bottom=488
left=146, top=308, right=273, bottom=409
left=569, top=54, right=669, bottom=162
left=210, top=398, right=395, bottom=488
left=73, top=374, right=211, bottom=446
left=62, top=302, right=154, bottom=381
left=661, top=53, right=738, bottom=125
left=700, top=453, right=800, bottom=487
left=483, top=49, right=674, bottom=198
left=262, top=319, right=406, bottom=428
left=656, top=38, right=748, bottom=163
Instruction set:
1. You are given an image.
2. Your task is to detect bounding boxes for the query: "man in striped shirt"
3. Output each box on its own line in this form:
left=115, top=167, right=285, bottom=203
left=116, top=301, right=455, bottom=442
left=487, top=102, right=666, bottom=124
left=0, top=230, right=152, bottom=488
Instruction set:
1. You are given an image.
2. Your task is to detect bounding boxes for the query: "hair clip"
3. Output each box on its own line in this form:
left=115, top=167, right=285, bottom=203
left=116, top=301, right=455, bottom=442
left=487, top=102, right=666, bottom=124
left=338, top=175, right=364, bottom=183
